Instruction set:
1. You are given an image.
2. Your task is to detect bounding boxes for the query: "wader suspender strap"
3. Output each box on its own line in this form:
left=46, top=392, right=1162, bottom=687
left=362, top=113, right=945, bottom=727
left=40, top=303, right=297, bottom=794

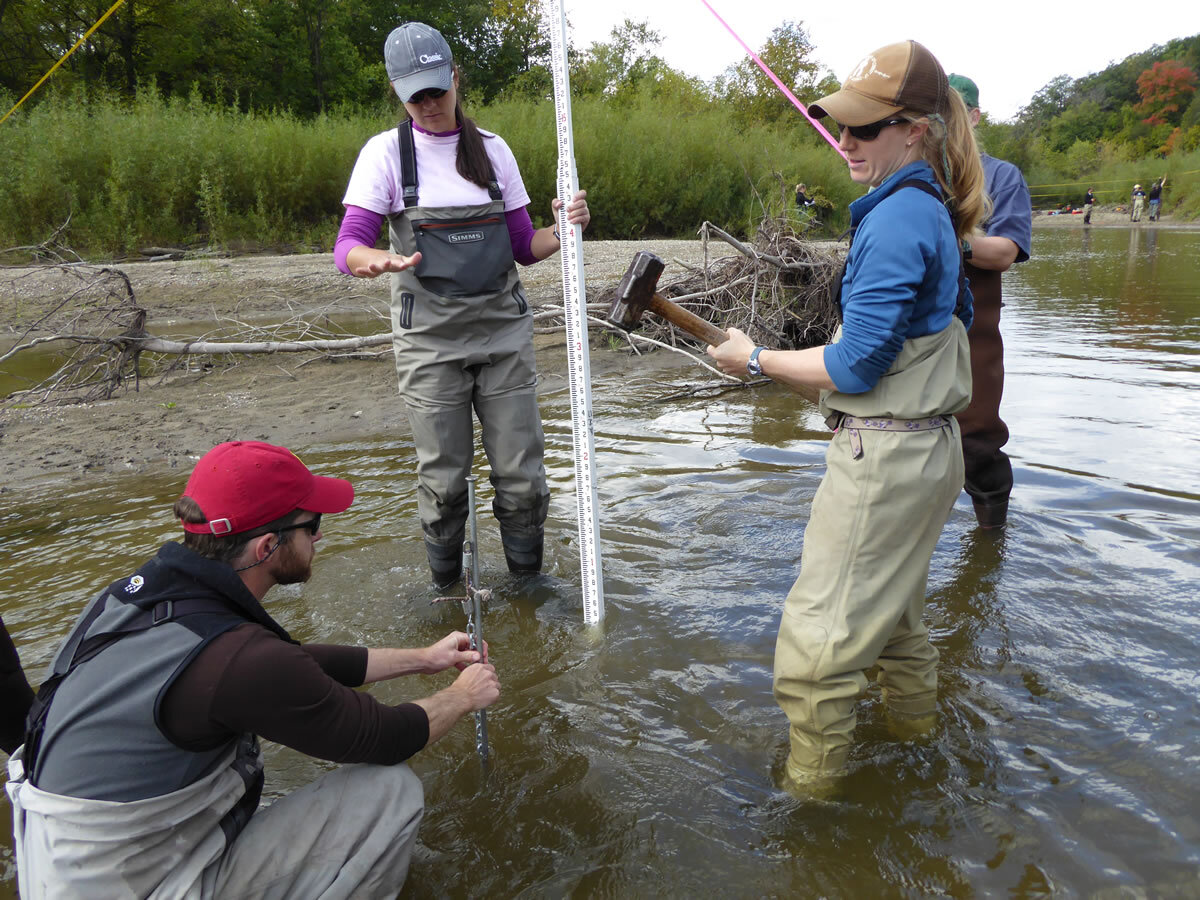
left=22, top=595, right=239, bottom=787
left=833, top=179, right=970, bottom=323
left=397, top=121, right=503, bottom=209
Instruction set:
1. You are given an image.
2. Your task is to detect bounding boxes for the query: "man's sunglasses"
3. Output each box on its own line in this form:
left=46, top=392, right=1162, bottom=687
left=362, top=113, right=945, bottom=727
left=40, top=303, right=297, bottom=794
left=409, top=87, right=447, bottom=104
left=836, top=118, right=907, bottom=141
left=276, top=513, right=321, bottom=537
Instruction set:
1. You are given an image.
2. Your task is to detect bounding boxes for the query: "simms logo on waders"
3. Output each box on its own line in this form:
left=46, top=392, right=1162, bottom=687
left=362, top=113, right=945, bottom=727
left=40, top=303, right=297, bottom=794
left=449, top=231, right=486, bottom=244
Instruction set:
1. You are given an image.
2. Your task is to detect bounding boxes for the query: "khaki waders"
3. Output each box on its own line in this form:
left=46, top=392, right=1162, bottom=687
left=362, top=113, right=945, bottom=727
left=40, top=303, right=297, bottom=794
left=387, top=127, right=549, bottom=584
left=773, top=321, right=971, bottom=784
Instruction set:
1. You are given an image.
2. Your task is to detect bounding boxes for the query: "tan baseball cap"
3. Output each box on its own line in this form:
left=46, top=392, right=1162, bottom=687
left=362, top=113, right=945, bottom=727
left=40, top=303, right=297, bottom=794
left=808, top=40, right=950, bottom=126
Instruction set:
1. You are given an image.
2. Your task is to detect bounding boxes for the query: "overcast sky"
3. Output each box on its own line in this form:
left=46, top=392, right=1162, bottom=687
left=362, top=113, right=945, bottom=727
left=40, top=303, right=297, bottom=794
left=564, top=0, right=1200, bottom=122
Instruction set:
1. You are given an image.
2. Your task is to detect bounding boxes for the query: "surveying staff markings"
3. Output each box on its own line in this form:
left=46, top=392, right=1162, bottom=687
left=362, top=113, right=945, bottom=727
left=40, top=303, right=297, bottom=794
left=549, top=0, right=604, bottom=626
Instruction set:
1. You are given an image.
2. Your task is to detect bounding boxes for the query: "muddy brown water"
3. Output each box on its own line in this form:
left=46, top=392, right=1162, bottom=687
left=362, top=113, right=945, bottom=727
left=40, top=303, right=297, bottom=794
left=1, top=226, right=1198, bottom=896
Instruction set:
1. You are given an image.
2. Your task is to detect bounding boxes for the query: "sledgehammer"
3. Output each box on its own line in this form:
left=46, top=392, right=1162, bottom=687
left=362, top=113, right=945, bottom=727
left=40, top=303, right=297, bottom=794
left=608, top=250, right=821, bottom=403
left=607, top=251, right=728, bottom=347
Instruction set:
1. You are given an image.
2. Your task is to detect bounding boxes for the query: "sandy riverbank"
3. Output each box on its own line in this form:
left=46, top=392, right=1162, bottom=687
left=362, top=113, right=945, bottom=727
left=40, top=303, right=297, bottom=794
left=0, top=240, right=723, bottom=495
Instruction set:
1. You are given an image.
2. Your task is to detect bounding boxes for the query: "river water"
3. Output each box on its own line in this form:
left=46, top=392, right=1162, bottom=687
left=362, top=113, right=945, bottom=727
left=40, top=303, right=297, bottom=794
left=1, top=226, right=1198, bottom=897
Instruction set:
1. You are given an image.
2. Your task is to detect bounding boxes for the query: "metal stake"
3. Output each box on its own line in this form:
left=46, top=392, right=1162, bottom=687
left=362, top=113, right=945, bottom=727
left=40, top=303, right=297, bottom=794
left=463, top=475, right=490, bottom=764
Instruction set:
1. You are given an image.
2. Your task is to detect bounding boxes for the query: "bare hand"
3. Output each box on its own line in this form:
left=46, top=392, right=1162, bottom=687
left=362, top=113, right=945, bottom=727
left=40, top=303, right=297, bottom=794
left=423, top=631, right=488, bottom=673
left=351, top=250, right=421, bottom=278
left=706, top=327, right=756, bottom=376
left=551, top=189, right=590, bottom=233
left=452, top=662, right=500, bottom=711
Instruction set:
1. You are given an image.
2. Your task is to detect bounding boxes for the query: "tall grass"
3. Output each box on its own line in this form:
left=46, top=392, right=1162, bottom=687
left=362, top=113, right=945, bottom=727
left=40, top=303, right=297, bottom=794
left=0, top=86, right=374, bottom=256
left=0, top=86, right=861, bottom=257
left=6, top=86, right=1191, bottom=259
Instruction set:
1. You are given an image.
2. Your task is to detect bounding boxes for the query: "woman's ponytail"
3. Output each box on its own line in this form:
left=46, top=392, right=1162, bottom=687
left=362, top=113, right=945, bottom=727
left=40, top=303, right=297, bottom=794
left=911, top=89, right=990, bottom=240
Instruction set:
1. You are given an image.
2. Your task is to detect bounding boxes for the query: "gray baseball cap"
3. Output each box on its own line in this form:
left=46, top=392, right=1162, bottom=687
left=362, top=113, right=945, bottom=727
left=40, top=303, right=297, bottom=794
left=384, top=23, right=454, bottom=103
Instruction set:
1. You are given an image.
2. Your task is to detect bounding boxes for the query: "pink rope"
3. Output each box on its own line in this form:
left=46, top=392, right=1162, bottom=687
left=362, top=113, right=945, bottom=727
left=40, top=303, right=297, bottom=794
left=700, top=0, right=848, bottom=161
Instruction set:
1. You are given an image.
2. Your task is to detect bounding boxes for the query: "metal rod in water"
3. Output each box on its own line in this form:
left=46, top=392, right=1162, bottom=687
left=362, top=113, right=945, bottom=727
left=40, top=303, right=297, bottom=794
left=465, top=475, right=488, bottom=763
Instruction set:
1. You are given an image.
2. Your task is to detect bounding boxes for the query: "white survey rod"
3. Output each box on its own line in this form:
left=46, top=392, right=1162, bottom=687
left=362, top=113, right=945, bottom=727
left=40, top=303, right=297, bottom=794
left=548, top=0, right=604, bottom=625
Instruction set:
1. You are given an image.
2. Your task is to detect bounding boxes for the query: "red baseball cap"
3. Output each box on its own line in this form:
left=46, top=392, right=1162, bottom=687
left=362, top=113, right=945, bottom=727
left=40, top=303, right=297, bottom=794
left=181, top=441, right=354, bottom=535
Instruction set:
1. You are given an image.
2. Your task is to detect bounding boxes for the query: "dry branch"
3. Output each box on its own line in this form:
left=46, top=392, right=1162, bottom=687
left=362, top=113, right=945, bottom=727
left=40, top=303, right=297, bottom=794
left=2, top=216, right=843, bottom=408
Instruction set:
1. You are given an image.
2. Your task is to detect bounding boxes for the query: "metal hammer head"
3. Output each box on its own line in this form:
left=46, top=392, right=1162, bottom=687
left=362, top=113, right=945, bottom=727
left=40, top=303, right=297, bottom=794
left=607, top=250, right=666, bottom=331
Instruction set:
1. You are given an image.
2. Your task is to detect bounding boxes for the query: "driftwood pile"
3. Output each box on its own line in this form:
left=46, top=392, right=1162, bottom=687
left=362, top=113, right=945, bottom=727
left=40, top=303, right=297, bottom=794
left=1, top=217, right=844, bottom=407
left=593, top=216, right=843, bottom=356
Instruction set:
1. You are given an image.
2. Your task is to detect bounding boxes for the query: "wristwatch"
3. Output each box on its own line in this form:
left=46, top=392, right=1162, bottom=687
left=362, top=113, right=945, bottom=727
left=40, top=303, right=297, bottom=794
left=961, top=239, right=973, bottom=260
left=747, top=346, right=767, bottom=376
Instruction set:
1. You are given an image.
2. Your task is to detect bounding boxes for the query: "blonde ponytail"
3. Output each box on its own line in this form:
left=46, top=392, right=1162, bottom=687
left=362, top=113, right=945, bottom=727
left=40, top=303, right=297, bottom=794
left=906, top=89, right=990, bottom=240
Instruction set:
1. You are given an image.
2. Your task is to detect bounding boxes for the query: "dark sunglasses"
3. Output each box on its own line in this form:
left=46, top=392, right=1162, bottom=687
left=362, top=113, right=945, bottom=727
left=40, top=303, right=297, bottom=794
left=836, top=117, right=907, bottom=141
left=409, top=87, right=447, bottom=104
left=276, top=513, right=321, bottom=537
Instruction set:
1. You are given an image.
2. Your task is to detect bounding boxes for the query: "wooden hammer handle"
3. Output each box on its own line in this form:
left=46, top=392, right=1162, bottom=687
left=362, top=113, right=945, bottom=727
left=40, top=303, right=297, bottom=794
left=648, top=293, right=729, bottom=347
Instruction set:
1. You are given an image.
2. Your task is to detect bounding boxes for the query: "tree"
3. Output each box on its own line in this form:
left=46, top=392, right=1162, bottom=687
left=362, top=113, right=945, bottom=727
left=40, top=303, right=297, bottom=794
left=569, top=18, right=672, bottom=101
left=715, top=20, right=824, bottom=124
left=1135, top=59, right=1197, bottom=126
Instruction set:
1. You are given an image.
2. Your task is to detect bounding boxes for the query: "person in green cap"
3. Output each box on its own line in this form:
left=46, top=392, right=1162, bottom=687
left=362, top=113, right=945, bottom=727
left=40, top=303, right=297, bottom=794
left=947, top=73, right=1033, bottom=530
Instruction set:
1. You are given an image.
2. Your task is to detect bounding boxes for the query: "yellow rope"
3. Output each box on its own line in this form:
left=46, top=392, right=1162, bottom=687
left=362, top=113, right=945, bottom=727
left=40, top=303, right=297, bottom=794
left=0, top=0, right=127, bottom=126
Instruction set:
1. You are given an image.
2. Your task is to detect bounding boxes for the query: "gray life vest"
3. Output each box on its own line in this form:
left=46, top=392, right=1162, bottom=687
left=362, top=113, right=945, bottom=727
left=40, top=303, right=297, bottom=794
left=22, top=543, right=276, bottom=837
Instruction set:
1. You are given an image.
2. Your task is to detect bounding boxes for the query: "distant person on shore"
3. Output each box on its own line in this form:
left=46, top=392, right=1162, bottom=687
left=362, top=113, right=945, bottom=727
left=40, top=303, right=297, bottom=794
left=948, top=73, right=1032, bottom=530
left=1131, top=184, right=1146, bottom=221
left=1083, top=187, right=1095, bottom=225
left=709, top=41, right=985, bottom=794
left=1148, top=176, right=1166, bottom=221
left=5, top=441, right=499, bottom=898
left=335, top=21, right=592, bottom=587
left=795, top=182, right=814, bottom=208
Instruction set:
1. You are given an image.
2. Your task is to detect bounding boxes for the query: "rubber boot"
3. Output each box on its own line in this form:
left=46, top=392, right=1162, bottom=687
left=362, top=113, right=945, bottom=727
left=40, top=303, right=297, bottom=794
left=501, top=529, right=543, bottom=575
left=425, top=538, right=463, bottom=590
left=972, top=497, right=1009, bottom=530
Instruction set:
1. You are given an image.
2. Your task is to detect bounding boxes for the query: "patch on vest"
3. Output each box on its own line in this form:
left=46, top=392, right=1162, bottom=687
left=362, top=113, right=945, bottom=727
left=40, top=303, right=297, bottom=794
left=449, top=231, right=485, bottom=244
left=124, top=575, right=145, bottom=594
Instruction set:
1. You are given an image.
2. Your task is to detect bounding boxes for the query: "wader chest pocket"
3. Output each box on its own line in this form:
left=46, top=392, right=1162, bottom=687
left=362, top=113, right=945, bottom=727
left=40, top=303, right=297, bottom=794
left=413, top=214, right=514, bottom=299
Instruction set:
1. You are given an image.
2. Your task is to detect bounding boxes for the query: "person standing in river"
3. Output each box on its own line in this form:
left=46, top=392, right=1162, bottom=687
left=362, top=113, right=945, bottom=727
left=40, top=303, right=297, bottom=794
left=709, top=40, right=986, bottom=793
left=5, top=441, right=499, bottom=898
left=947, top=74, right=1033, bottom=530
left=335, top=21, right=591, bottom=587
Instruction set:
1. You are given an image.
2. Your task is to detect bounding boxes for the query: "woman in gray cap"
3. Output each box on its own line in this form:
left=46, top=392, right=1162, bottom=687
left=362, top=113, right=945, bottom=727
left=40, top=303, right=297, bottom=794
left=709, top=40, right=987, bottom=794
left=335, top=22, right=590, bottom=587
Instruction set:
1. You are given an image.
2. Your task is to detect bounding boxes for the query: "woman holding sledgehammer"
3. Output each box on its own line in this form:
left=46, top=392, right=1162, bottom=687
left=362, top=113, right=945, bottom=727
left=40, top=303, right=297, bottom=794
left=335, top=22, right=590, bottom=588
left=709, top=40, right=987, bottom=796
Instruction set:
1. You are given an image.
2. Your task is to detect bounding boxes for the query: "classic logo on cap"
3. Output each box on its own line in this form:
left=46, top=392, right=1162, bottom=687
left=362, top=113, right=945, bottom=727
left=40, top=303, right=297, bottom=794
left=419, top=53, right=444, bottom=64
left=849, top=55, right=892, bottom=83
left=449, top=231, right=485, bottom=244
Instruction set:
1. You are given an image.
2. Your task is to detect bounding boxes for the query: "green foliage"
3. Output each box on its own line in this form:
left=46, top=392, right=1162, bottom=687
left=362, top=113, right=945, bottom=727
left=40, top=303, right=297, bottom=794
left=713, top=20, right=826, bottom=129
left=0, top=81, right=863, bottom=255
left=478, top=89, right=853, bottom=239
left=2, top=6, right=1197, bottom=255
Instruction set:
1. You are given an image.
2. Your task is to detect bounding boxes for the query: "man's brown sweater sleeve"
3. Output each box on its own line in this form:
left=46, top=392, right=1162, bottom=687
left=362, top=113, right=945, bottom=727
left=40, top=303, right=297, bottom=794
left=161, top=624, right=430, bottom=764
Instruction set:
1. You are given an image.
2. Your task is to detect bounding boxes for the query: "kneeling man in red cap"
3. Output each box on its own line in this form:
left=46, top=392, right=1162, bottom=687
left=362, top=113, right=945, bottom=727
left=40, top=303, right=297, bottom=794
left=7, top=441, right=499, bottom=899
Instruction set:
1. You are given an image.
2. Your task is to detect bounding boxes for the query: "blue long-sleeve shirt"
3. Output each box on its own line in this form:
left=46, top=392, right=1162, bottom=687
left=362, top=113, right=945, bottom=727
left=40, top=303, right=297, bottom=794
left=824, top=161, right=971, bottom=394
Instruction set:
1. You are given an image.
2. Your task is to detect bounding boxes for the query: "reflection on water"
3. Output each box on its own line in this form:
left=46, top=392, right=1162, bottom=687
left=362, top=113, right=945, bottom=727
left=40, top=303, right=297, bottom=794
left=1, top=228, right=1198, bottom=895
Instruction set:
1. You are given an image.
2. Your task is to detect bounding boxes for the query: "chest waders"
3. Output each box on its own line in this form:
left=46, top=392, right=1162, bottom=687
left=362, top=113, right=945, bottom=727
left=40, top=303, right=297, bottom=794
left=958, top=262, right=1011, bottom=526
left=387, top=122, right=549, bottom=586
left=773, top=182, right=973, bottom=788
